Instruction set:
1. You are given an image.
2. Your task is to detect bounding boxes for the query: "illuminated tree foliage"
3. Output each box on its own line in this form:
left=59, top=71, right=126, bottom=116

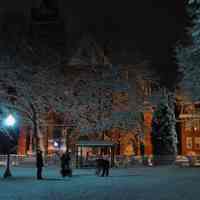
left=0, top=32, right=163, bottom=155
left=68, top=36, right=162, bottom=137
left=0, top=37, right=68, bottom=151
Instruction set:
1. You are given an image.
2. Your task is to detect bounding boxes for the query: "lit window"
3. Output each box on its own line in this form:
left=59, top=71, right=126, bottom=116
left=186, top=137, right=193, bottom=149
left=195, top=137, right=200, bottom=149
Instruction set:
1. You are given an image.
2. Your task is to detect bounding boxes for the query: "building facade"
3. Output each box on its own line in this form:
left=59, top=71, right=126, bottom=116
left=177, top=102, right=200, bottom=156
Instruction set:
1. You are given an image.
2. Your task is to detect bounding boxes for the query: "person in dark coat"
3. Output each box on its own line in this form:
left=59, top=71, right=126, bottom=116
left=95, top=156, right=104, bottom=176
left=36, top=150, right=44, bottom=180
left=96, top=156, right=110, bottom=177
left=101, top=159, right=110, bottom=177
left=60, top=151, right=72, bottom=177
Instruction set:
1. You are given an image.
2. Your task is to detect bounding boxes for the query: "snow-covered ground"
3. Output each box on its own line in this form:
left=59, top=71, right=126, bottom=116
left=0, top=166, right=199, bottom=200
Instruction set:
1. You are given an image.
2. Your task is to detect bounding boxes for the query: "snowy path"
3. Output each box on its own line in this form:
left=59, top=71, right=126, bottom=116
left=0, top=166, right=199, bottom=200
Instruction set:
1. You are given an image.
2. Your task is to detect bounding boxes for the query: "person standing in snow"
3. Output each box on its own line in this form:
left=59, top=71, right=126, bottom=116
left=96, top=156, right=110, bottom=177
left=96, top=155, right=104, bottom=176
left=36, top=149, right=44, bottom=180
left=101, top=159, right=110, bottom=177
left=60, top=151, right=72, bottom=177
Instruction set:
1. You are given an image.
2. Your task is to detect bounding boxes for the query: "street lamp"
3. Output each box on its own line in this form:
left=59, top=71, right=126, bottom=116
left=3, top=114, right=16, bottom=178
left=53, top=141, right=59, bottom=148
left=4, top=114, right=16, bottom=127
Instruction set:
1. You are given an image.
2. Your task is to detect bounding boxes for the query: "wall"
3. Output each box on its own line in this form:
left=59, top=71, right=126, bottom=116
left=143, top=111, right=153, bottom=155
left=180, top=118, right=200, bottom=155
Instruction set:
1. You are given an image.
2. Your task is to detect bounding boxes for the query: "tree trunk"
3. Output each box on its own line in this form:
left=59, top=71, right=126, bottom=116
left=30, top=104, right=44, bottom=171
left=65, top=129, right=69, bottom=153
left=37, top=124, right=45, bottom=152
left=44, top=127, right=49, bottom=161
left=30, top=103, right=40, bottom=151
left=33, top=118, right=39, bottom=151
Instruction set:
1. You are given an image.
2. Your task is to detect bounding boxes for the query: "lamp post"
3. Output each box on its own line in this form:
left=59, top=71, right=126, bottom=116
left=3, top=114, right=16, bottom=178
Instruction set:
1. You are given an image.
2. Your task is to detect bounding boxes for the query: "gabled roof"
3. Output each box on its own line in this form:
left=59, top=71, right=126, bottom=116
left=68, top=35, right=110, bottom=67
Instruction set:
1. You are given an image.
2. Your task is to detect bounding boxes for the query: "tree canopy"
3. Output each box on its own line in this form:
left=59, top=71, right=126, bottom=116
left=176, top=0, right=200, bottom=101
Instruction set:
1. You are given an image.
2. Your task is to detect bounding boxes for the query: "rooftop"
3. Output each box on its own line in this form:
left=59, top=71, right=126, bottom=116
left=76, top=140, right=115, bottom=147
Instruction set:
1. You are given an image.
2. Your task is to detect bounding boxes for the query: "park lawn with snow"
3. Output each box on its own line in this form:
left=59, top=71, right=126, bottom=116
left=0, top=166, right=199, bottom=200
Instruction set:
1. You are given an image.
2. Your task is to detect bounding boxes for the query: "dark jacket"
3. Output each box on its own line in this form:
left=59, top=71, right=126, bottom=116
left=103, top=159, right=110, bottom=169
left=36, top=151, right=44, bottom=168
left=61, top=153, right=71, bottom=169
left=96, top=158, right=109, bottom=169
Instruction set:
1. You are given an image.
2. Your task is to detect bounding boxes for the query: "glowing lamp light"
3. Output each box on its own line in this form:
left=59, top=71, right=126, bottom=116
left=53, top=141, right=59, bottom=148
left=4, top=114, right=16, bottom=127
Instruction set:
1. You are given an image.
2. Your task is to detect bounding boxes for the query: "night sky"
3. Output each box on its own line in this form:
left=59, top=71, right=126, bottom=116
left=68, top=0, right=188, bottom=88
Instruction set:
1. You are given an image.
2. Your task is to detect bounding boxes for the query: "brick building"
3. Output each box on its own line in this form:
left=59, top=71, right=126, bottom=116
left=177, top=102, right=200, bottom=156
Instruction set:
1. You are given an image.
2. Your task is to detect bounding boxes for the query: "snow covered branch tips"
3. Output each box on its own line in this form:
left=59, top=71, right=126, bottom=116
left=0, top=35, right=68, bottom=151
left=152, top=97, right=178, bottom=161
left=176, top=0, right=200, bottom=101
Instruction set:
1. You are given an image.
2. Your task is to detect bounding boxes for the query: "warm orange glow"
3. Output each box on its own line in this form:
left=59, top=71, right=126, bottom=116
left=17, top=127, right=27, bottom=155
left=124, top=144, right=134, bottom=156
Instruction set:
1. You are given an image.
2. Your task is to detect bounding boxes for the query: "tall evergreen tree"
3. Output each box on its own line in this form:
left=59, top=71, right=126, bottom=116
left=152, top=97, right=178, bottom=164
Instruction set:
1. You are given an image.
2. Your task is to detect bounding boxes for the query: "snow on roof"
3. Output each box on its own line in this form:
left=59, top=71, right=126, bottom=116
left=76, top=140, right=115, bottom=147
left=179, top=114, right=200, bottom=119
